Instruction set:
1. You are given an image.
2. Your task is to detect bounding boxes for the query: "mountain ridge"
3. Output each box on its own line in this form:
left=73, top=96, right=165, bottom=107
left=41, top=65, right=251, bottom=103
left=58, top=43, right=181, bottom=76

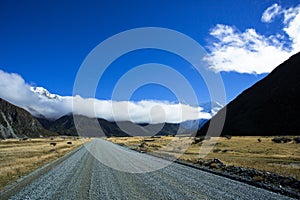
left=0, top=98, right=56, bottom=139
left=197, top=51, right=300, bottom=136
left=37, top=114, right=189, bottom=137
left=0, top=97, right=214, bottom=138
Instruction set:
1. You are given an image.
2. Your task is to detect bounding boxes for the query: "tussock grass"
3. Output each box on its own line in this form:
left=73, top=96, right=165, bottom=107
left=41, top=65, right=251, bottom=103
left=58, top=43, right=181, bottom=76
left=0, top=137, right=91, bottom=189
left=108, top=136, right=300, bottom=179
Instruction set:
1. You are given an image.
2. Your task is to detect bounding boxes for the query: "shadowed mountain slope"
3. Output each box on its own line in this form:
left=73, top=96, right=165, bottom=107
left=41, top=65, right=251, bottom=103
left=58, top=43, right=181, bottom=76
left=39, top=114, right=180, bottom=137
left=198, top=52, right=300, bottom=136
left=0, top=98, right=55, bottom=139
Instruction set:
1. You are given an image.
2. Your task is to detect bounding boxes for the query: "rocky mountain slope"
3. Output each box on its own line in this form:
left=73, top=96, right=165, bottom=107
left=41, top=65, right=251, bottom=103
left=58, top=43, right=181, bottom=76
left=198, top=52, right=300, bottom=136
left=0, top=98, right=55, bottom=139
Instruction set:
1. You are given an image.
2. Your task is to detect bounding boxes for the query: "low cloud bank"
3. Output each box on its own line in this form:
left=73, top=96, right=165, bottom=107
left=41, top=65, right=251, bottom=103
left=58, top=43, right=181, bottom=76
left=0, top=70, right=213, bottom=123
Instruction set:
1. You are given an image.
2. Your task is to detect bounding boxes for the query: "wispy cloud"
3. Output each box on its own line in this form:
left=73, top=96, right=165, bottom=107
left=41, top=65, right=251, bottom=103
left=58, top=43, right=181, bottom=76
left=206, top=3, right=300, bottom=74
left=261, top=3, right=281, bottom=23
left=0, top=70, right=212, bottom=123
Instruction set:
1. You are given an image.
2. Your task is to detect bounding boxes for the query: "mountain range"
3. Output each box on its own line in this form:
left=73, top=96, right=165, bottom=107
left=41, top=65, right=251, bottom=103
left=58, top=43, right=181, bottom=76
left=1, top=52, right=299, bottom=138
left=197, top=51, right=300, bottom=136
left=0, top=98, right=218, bottom=139
left=37, top=114, right=182, bottom=137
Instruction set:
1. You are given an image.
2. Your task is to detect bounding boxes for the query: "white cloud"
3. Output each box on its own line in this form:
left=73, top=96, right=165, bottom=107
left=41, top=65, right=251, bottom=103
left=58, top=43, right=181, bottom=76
left=73, top=97, right=211, bottom=124
left=0, top=70, right=37, bottom=108
left=261, top=3, right=281, bottom=23
left=283, top=6, right=300, bottom=52
left=206, top=3, right=300, bottom=74
left=0, top=70, right=213, bottom=123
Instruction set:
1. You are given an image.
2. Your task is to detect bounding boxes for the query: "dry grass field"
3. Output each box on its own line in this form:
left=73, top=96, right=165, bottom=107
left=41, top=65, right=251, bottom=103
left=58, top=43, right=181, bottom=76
left=108, top=136, right=300, bottom=180
left=0, top=137, right=91, bottom=189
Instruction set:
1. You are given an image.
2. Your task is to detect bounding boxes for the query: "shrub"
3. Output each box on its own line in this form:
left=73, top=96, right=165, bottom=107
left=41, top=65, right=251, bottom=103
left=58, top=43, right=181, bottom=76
left=205, top=136, right=211, bottom=140
left=193, top=137, right=205, bottom=144
left=139, top=141, right=146, bottom=148
left=49, top=148, right=56, bottom=153
left=257, top=138, right=262, bottom=143
left=294, top=137, right=300, bottom=144
left=213, top=149, right=221, bottom=153
left=225, top=135, right=232, bottom=139
left=272, top=137, right=281, bottom=143
left=272, top=137, right=292, bottom=143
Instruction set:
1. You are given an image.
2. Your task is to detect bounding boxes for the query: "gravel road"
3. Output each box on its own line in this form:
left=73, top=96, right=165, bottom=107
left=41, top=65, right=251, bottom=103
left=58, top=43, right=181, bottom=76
left=7, top=139, right=294, bottom=200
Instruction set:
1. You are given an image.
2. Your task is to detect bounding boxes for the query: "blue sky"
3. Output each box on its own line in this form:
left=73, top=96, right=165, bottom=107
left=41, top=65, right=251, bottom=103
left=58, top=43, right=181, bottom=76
left=0, top=0, right=300, bottom=122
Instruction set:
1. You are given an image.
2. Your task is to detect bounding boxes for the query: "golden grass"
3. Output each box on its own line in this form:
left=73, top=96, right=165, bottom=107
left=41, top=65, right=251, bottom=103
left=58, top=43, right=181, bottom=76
left=0, top=137, right=92, bottom=189
left=108, top=136, right=300, bottom=179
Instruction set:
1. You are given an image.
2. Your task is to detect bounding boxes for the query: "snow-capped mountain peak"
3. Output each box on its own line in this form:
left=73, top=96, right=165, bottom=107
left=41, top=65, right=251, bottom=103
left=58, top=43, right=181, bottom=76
left=30, top=87, right=61, bottom=100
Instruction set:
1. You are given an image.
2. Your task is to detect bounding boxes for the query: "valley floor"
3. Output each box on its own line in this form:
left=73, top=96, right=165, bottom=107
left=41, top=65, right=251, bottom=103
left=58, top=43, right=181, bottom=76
left=3, top=139, right=292, bottom=200
left=107, top=136, right=300, bottom=180
left=0, top=137, right=91, bottom=189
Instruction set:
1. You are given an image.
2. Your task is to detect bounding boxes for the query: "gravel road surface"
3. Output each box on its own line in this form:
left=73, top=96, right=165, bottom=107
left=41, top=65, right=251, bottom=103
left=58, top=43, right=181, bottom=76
left=8, top=139, right=294, bottom=200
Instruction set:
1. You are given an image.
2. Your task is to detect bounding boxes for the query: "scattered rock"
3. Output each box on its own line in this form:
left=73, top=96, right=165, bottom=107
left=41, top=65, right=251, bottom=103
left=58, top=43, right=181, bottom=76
left=213, top=158, right=222, bottom=164
left=151, top=136, right=161, bottom=138
left=196, top=158, right=300, bottom=195
left=197, top=158, right=226, bottom=169
left=253, top=175, right=264, bottom=182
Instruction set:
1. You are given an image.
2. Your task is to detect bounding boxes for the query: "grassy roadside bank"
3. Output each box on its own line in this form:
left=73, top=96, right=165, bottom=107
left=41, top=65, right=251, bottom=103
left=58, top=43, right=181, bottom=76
left=107, top=136, right=300, bottom=180
left=0, top=137, right=92, bottom=189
